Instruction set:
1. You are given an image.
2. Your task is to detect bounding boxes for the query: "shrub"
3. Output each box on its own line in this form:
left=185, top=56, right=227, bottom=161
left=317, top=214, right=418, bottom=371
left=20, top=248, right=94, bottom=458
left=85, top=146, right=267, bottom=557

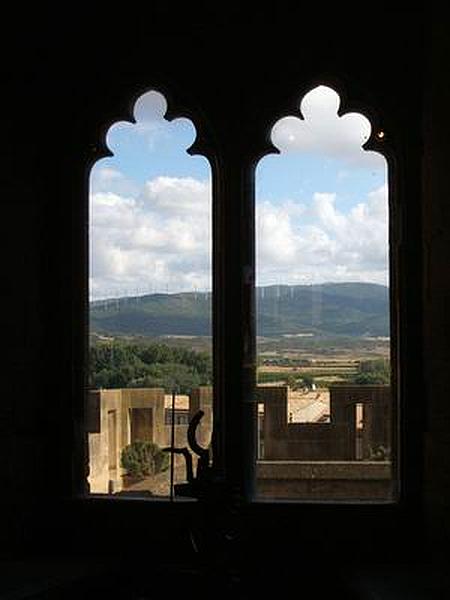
left=121, top=441, right=169, bottom=479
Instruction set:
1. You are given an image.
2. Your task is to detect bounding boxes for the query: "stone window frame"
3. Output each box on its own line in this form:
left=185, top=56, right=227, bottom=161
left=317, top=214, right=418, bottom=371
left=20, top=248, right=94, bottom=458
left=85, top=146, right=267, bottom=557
left=248, top=81, right=399, bottom=502
left=71, top=76, right=424, bottom=546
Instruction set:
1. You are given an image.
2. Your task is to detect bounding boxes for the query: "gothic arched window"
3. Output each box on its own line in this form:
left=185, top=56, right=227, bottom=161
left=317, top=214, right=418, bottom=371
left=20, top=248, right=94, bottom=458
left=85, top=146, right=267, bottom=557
left=254, top=84, right=395, bottom=501
left=86, top=90, right=213, bottom=498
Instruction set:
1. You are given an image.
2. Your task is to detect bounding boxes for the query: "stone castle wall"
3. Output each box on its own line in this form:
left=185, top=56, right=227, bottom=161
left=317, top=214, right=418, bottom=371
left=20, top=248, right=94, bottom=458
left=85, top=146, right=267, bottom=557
left=87, top=384, right=391, bottom=497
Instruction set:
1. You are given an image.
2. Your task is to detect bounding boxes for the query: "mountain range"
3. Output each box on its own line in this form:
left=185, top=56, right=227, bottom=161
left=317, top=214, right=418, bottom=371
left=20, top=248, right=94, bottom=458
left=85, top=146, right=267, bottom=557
left=90, top=282, right=389, bottom=338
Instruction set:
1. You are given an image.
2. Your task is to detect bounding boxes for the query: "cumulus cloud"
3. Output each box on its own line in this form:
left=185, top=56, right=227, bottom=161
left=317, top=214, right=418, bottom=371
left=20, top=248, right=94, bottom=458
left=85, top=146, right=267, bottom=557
left=256, top=184, right=389, bottom=286
left=271, top=86, right=385, bottom=171
left=90, top=179, right=388, bottom=298
left=141, top=176, right=210, bottom=215
left=89, top=86, right=389, bottom=300
left=90, top=176, right=212, bottom=299
left=256, top=86, right=389, bottom=286
left=89, top=88, right=209, bottom=299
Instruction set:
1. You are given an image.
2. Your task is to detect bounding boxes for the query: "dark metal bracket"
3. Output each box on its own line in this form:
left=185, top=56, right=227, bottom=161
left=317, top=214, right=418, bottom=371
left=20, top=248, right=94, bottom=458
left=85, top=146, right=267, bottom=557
left=164, top=409, right=212, bottom=499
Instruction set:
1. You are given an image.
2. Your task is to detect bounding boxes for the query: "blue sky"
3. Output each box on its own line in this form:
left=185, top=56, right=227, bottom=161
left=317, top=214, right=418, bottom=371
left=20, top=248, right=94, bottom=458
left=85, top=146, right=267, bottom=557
left=90, top=87, right=388, bottom=300
left=101, top=115, right=210, bottom=186
left=257, top=152, right=385, bottom=212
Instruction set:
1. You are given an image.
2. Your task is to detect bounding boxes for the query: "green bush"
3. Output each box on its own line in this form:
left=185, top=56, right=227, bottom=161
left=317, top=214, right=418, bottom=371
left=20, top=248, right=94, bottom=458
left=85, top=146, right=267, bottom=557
left=120, top=441, right=169, bottom=479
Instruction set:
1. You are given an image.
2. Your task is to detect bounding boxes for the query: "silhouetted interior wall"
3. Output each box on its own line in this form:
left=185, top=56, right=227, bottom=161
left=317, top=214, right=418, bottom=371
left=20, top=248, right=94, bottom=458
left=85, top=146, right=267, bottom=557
left=0, top=9, right=448, bottom=567
left=422, top=15, right=450, bottom=560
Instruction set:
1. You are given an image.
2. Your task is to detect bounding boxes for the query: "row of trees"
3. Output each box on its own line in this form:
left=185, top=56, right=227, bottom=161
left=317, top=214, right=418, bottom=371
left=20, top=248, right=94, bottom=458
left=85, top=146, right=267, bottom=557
left=90, top=339, right=389, bottom=393
left=89, top=340, right=212, bottom=393
left=352, top=358, right=390, bottom=385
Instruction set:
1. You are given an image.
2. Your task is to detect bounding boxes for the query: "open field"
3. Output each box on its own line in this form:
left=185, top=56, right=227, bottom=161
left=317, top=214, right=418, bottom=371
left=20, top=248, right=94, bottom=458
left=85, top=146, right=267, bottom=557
left=90, top=332, right=390, bottom=389
left=90, top=331, right=389, bottom=360
left=259, top=364, right=358, bottom=374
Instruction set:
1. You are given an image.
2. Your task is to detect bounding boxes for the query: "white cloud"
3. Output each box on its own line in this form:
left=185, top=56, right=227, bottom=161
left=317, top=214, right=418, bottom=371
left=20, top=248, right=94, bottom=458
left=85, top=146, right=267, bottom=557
left=90, top=176, right=212, bottom=299
left=89, top=87, right=209, bottom=299
left=141, top=176, right=210, bottom=215
left=255, top=86, right=389, bottom=286
left=91, top=181, right=388, bottom=299
left=271, top=86, right=385, bottom=170
left=256, top=184, right=389, bottom=286
left=89, top=86, right=389, bottom=300
left=90, top=180, right=389, bottom=299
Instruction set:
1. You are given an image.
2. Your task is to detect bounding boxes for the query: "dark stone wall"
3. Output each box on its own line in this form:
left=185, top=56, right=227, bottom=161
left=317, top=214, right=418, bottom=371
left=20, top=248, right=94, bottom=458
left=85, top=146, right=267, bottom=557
left=422, top=14, right=450, bottom=562
left=262, top=385, right=390, bottom=461
left=0, top=7, right=448, bottom=568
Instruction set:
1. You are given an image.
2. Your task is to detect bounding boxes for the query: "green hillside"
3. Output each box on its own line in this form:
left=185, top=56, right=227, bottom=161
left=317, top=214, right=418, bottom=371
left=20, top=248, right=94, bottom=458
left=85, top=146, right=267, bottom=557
left=90, top=283, right=389, bottom=338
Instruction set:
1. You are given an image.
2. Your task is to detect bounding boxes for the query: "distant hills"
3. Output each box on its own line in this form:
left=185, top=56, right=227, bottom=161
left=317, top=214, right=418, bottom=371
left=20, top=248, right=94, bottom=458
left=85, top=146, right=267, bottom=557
left=90, top=282, right=389, bottom=338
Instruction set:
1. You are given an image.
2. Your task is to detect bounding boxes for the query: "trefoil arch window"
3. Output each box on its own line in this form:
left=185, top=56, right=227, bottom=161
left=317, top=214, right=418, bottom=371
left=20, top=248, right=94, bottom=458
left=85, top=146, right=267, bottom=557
left=85, top=89, right=214, bottom=499
left=253, top=84, right=396, bottom=502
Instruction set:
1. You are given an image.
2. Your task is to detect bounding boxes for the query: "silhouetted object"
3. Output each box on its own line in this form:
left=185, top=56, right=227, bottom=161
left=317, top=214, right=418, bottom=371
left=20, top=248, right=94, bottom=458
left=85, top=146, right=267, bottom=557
left=164, top=409, right=211, bottom=499
left=165, top=410, right=248, bottom=596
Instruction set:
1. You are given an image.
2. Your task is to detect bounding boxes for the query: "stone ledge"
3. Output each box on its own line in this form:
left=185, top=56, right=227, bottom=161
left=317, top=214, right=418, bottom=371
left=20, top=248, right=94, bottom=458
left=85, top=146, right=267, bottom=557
left=257, top=460, right=391, bottom=480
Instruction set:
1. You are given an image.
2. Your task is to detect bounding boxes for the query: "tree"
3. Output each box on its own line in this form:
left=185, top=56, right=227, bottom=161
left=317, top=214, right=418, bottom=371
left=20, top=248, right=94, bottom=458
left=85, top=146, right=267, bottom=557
left=286, top=374, right=298, bottom=390
left=352, top=359, right=390, bottom=385
left=89, top=340, right=212, bottom=390
left=300, top=373, right=315, bottom=389
left=129, top=362, right=202, bottom=394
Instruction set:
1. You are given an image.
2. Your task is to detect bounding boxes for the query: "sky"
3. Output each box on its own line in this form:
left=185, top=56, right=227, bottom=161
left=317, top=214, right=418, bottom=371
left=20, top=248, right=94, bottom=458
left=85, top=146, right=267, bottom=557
left=89, top=86, right=388, bottom=300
